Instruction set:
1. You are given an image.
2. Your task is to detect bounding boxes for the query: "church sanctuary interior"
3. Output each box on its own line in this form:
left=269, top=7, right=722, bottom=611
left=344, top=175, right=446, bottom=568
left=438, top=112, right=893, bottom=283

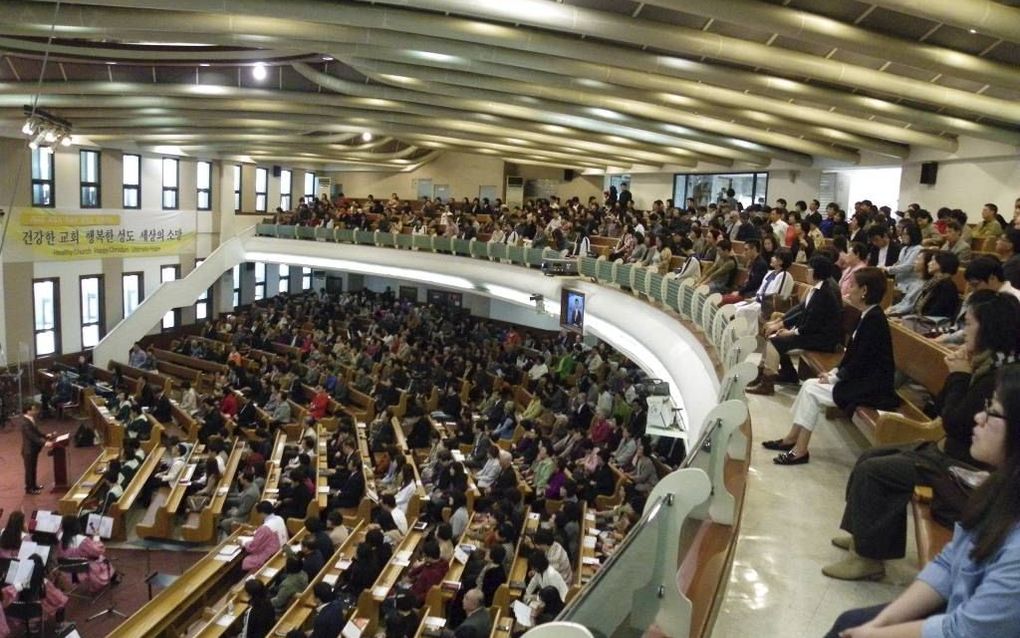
left=2, top=0, right=1020, bottom=637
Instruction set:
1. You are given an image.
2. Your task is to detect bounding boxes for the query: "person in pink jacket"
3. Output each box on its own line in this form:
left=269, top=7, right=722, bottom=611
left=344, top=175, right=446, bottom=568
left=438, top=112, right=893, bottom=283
left=242, top=502, right=282, bottom=571
left=0, top=512, right=67, bottom=621
left=56, top=515, right=119, bottom=592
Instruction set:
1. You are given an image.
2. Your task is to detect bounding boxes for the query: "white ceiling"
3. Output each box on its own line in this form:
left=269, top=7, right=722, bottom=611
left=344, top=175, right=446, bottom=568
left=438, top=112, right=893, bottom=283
left=0, top=0, right=1018, bottom=171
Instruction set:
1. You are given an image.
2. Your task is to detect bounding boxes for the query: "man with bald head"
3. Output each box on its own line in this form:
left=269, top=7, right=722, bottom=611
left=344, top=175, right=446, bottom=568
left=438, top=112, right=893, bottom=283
left=453, top=588, right=492, bottom=637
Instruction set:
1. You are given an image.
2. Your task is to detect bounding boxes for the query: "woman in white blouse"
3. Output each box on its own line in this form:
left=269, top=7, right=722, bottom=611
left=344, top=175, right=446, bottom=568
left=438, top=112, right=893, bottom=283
left=734, top=248, right=795, bottom=328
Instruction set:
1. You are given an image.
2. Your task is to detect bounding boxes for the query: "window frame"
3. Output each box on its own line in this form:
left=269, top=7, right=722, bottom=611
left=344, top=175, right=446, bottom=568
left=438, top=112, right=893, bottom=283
left=160, top=265, right=181, bottom=330
left=301, top=267, right=312, bottom=291
left=122, top=153, right=141, bottom=209
left=194, top=258, right=212, bottom=321
left=232, top=264, right=241, bottom=308
left=196, top=160, right=212, bottom=211
left=254, top=262, right=266, bottom=301
left=255, top=167, right=268, bottom=213
left=32, top=277, right=61, bottom=356
left=162, top=157, right=180, bottom=210
left=31, top=147, right=55, bottom=208
left=303, top=171, right=315, bottom=202
left=79, top=274, right=104, bottom=349
left=122, top=271, right=144, bottom=318
left=278, top=264, right=290, bottom=294
left=79, top=149, right=101, bottom=209
left=233, top=164, right=242, bottom=212
left=280, top=169, right=292, bottom=211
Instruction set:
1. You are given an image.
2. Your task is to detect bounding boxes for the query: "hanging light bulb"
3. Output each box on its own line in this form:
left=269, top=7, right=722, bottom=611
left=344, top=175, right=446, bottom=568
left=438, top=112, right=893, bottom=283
left=252, top=63, right=267, bottom=81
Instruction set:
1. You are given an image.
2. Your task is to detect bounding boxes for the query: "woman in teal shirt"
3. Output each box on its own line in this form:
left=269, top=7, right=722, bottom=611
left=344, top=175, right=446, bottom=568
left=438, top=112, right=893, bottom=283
left=827, top=364, right=1020, bottom=638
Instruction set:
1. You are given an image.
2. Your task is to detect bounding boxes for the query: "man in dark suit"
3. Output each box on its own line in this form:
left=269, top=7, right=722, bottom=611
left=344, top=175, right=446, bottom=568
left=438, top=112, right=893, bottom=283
left=866, top=225, right=901, bottom=267
left=449, top=588, right=492, bottom=638
left=310, top=582, right=348, bottom=638
left=748, top=255, right=843, bottom=396
left=18, top=402, right=51, bottom=494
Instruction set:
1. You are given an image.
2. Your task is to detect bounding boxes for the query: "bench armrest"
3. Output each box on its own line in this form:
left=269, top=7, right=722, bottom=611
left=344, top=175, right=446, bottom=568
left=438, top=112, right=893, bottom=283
left=875, top=414, right=945, bottom=446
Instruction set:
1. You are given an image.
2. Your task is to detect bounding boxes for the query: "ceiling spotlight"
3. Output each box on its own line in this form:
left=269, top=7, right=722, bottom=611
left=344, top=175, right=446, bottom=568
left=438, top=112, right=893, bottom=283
left=968, top=28, right=978, bottom=34
left=322, top=56, right=334, bottom=61
left=60, top=135, right=72, bottom=147
left=21, top=106, right=73, bottom=151
left=21, top=121, right=33, bottom=135
left=361, top=132, right=373, bottom=142
left=28, top=141, right=38, bottom=150
left=199, top=63, right=211, bottom=67
left=252, top=63, right=267, bottom=80
left=44, top=130, right=57, bottom=143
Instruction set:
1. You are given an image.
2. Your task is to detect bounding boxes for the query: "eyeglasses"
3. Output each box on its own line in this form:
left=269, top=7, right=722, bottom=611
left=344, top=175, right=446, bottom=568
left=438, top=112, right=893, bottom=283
left=983, top=398, right=1006, bottom=421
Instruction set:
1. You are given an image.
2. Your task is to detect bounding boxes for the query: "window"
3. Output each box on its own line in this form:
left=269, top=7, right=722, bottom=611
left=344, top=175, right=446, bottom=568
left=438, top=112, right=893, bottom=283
left=280, top=169, right=292, bottom=210
left=80, top=275, right=104, bottom=348
left=301, top=267, right=311, bottom=291
left=232, top=264, right=240, bottom=308
left=161, top=265, right=180, bottom=330
left=303, top=172, right=315, bottom=202
left=33, top=278, right=60, bottom=356
left=233, top=164, right=242, bottom=212
left=80, top=150, right=101, bottom=208
left=31, top=148, right=55, bottom=207
left=255, top=167, right=268, bottom=213
left=123, top=272, right=143, bottom=317
left=278, top=264, right=290, bottom=294
left=162, top=157, right=179, bottom=209
left=197, top=161, right=212, bottom=211
left=194, top=259, right=211, bottom=321
left=254, top=262, right=266, bottom=301
left=123, top=154, right=141, bottom=208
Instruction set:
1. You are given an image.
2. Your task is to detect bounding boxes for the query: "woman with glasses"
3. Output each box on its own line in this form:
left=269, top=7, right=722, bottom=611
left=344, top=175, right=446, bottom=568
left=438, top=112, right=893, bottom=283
left=824, top=293, right=1020, bottom=581
left=826, top=363, right=1020, bottom=637
left=885, top=219, right=924, bottom=292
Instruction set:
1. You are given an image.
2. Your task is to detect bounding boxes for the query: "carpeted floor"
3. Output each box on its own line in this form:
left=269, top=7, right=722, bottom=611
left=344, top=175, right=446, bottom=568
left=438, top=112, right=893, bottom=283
left=0, top=413, right=206, bottom=637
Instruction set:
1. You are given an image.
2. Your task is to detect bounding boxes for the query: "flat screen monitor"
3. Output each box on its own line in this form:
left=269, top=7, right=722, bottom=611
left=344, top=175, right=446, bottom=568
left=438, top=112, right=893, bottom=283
left=560, top=289, right=585, bottom=334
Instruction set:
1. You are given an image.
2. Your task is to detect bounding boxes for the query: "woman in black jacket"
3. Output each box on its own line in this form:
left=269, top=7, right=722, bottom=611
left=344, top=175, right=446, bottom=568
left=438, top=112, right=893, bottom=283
left=824, top=292, right=1020, bottom=581
left=763, top=268, right=899, bottom=465
left=913, top=250, right=962, bottom=319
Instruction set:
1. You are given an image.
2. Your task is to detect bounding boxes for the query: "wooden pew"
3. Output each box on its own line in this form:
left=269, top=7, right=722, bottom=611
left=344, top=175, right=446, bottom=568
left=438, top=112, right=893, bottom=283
left=89, top=394, right=124, bottom=448
left=184, top=528, right=310, bottom=638
left=58, top=447, right=120, bottom=516
left=253, top=431, right=289, bottom=524
left=136, top=443, right=203, bottom=539
left=182, top=439, right=245, bottom=543
left=267, top=522, right=366, bottom=636
left=350, top=421, right=381, bottom=522
left=353, top=521, right=426, bottom=636
left=343, top=387, right=377, bottom=423
left=912, top=486, right=954, bottom=569
left=110, top=443, right=166, bottom=541
left=107, top=527, right=252, bottom=638
left=493, top=508, right=540, bottom=612
left=111, top=360, right=174, bottom=395
left=425, top=512, right=478, bottom=617
left=851, top=323, right=951, bottom=445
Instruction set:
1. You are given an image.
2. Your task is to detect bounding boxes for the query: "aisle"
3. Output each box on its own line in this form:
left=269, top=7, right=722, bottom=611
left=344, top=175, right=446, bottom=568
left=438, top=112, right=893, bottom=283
left=712, top=386, right=920, bottom=637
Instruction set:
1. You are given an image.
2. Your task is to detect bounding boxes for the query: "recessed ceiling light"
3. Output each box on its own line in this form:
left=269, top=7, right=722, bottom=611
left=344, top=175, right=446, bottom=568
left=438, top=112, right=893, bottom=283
left=968, top=28, right=978, bottom=34
left=322, top=56, right=334, bottom=61
left=252, top=63, right=267, bottom=81
left=199, top=63, right=210, bottom=67
left=361, top=132, right=373, bottom=142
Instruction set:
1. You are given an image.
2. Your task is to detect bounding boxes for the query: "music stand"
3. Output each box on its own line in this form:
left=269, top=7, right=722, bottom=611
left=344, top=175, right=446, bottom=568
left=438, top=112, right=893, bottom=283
left=82, top=520, right=127, bottom=622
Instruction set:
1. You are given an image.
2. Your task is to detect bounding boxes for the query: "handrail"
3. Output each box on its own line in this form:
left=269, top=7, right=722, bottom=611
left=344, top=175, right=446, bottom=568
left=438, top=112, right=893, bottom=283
left=557, top=493, right=671, bottom=618
left=680, top=417, right=722, bottom=470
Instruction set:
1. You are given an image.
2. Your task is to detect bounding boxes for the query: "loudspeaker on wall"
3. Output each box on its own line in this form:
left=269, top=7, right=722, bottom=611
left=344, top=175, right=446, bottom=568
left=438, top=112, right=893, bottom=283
left=920, top=162, right=938, bottom=185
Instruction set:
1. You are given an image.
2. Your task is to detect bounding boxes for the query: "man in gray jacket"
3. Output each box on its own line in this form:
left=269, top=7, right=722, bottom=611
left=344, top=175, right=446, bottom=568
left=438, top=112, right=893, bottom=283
left=219, top=471, right=261, bottom=535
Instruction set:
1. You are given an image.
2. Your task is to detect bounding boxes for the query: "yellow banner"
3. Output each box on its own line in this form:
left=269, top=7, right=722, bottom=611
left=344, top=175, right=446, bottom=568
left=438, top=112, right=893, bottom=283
left=4, top=207, right=196, bottom=262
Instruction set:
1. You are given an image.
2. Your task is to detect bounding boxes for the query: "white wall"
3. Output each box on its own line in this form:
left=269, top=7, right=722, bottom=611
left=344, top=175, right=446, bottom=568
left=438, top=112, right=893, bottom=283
left=765, top=169, right=822, bottom=208
left=628, top=173, right=674, bottom=210
left=898, top=136, right=1020, bottom=215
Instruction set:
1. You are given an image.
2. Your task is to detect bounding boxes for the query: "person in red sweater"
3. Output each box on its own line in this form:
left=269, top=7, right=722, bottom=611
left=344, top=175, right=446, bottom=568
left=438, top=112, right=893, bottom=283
left=219, top=387, right=238, bottom=419
left=309, top=384, right=329, bottom=420
left=588, top=409, right=614, bottom=446
left=401, top=540, right=449, bottom=606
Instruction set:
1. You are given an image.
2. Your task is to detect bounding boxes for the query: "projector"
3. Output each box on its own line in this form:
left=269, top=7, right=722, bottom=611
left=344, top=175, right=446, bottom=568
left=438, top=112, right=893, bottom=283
left=541, top=258, right=579, bottom=276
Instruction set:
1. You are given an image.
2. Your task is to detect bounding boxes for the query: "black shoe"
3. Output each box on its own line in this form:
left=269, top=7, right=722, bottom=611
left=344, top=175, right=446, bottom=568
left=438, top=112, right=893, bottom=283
left=775, top=371, right=800, bottom=385
left=774, top=451, right=810, bottom=465
left=761, top=438, right=795, bottom=451
left=25, top=488, right=42, bottom=495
